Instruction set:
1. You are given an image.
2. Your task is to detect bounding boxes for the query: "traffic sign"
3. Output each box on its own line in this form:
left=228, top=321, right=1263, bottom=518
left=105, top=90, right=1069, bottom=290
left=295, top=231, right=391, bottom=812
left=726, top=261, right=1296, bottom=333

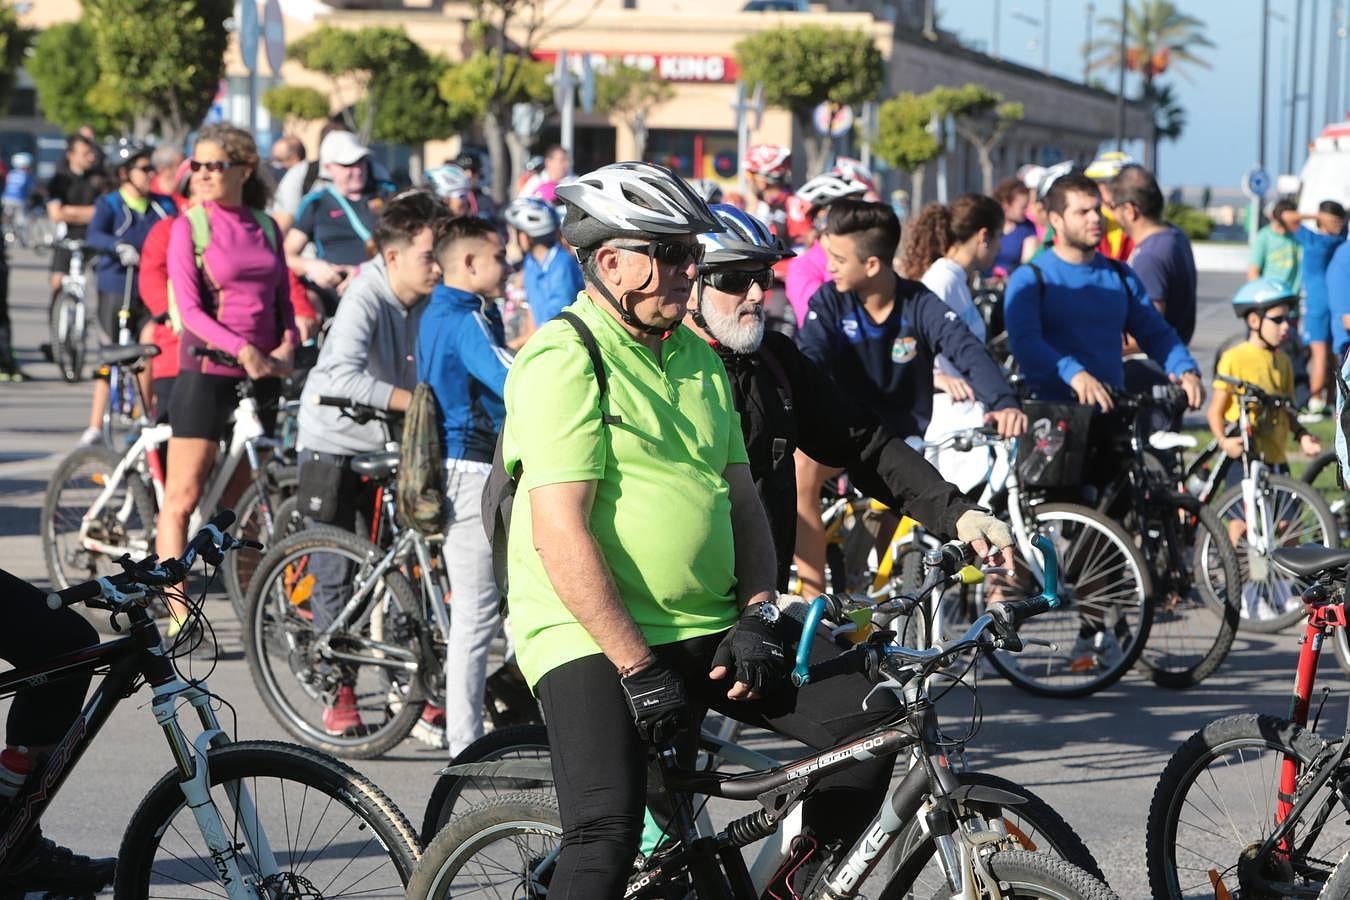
left=262, top=0, right=286, bottom=76
left=237, top=1, right=259, bottom=74
left=1242, top=166, right=1272, bottom=199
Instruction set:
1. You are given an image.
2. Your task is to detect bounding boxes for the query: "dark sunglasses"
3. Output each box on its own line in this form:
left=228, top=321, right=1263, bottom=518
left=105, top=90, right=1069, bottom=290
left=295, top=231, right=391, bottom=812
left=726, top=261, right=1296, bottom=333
left=132, top=164, right=156, bottom=174
left=188, top=159, right=233, bottom=174
left=704, top=268, right=774, bottom=294
left=1262, top=313, right=1289, bottom=325
left=615, top=240, right=704, bottom=268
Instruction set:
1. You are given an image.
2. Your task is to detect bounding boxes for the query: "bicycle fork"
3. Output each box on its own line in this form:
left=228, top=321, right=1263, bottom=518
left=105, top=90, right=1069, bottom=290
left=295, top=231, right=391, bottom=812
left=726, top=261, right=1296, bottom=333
left=152, top=676, right=278, bottom=899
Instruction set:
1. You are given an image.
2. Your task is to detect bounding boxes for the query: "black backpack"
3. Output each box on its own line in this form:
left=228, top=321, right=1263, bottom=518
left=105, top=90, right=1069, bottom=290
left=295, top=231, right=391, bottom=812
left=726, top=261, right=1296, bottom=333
left=481, top=311, right=618, bottom=597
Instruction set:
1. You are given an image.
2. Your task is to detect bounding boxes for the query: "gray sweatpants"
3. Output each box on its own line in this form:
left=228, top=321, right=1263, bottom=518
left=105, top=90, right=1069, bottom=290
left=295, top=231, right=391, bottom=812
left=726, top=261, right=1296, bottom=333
left=441, top=465, right=503, bottom=757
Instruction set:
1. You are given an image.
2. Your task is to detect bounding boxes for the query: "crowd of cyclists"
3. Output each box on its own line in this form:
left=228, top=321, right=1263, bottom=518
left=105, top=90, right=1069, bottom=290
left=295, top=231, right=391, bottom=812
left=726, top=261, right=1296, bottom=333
left=0, top=118, right=1347, bottom=898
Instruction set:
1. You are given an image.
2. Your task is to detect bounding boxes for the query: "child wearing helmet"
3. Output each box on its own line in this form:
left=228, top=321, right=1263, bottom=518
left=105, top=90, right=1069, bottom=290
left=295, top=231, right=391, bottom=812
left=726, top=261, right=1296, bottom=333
left=1209, top=279, right=1321, bottom=485
left=503, top=196, right=583, bottom=333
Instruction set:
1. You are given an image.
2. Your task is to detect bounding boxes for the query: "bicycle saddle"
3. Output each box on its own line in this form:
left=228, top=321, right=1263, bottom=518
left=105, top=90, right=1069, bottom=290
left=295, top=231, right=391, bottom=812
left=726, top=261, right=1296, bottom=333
left=350, top=450, right=400, bottom=480
left=97, top=343, right=160, bottom=366
left=1271, top=545, right=1350, bottom=579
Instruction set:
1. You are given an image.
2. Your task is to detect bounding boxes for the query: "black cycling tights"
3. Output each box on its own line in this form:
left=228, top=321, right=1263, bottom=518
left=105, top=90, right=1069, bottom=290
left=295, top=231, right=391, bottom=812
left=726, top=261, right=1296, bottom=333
left=535, top=629, right=900, bottom=900
left=0, top=568, right=99, bottom=746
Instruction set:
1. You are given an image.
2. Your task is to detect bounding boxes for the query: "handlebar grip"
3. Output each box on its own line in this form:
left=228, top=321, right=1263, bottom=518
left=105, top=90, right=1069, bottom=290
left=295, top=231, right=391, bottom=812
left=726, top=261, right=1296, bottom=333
left=46, top=578, right=106, bottom=610
left=791, top=597, right=828, bottom=687
left=315, top=395, right=352, bottom=407
left=938, top=541, right=975, bottom=576
left=799, top=647, right=869, bottom=686
left=1031, top=533, right=1058, bottom=603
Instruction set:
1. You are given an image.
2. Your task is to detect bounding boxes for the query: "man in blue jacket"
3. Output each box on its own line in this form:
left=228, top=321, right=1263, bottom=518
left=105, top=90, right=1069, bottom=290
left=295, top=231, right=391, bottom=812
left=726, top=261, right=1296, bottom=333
left=416, top=215, right=512, bottom=756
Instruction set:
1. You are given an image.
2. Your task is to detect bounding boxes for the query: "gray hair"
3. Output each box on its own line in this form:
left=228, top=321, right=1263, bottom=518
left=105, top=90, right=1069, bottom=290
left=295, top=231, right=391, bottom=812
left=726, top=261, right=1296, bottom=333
left=151, top=144, right=184, bottom=170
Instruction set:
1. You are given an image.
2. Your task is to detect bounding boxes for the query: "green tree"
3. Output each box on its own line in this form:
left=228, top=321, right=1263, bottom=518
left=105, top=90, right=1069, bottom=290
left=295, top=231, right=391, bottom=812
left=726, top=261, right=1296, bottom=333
left=930, top=84, right=1023, bottom=194
left=28, top=20, right=127, bottom=134
left=261, top=85, right=330, bottom=136
left=1087, top=0, right=1213, bottom=92
left=734, top=25, right=884, bottom=176
left=82, top=0, right=232, bottom=141
left=364, top=57, right=465, bottom=148
left=874, top=91, right=941, bottom=210
left=0, top=4, right=31, bottom=117
left=594, top=63, right=674, bottom=161
left=1145, top=80, right=1186, bottom=171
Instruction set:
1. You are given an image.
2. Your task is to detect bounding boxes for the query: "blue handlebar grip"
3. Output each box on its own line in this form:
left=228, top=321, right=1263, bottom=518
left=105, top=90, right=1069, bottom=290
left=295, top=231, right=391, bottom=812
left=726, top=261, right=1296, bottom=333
left=1031, top=533, right=1060, bottom=608
left=792, top=597, right=827, bottom=687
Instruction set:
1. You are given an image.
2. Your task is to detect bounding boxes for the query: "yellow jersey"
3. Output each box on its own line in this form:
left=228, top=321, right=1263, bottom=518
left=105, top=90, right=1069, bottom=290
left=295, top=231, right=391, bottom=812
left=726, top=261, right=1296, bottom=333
left=1215, top=341, right=1295, bottom=463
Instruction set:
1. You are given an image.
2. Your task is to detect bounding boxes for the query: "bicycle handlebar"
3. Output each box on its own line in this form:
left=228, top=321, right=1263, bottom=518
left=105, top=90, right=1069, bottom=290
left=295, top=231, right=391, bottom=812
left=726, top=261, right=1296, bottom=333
left=189, top=346, right=242, bottom=369
left=1214, top=374, right=1295, bottom=408
left=314, top=395, right=400, bottom=424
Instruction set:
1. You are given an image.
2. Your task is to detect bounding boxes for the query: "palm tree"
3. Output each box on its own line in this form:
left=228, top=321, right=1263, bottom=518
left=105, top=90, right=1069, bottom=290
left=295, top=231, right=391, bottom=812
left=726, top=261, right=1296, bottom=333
left=1144, top=80, right=1186, bottom=172
left=1086, top=0, right=1214, bottom=96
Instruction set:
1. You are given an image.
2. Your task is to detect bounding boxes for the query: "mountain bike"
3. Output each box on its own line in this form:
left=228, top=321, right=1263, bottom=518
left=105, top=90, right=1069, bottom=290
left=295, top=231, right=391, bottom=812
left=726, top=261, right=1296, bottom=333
left=46, top=239, right=106, bottom=383
left=0, top=511, right=421, bottom=899
left=1145, top=542, right=1350, bottom=899
left=807, top=477, right=925, bottom=599
left=408, top=537, right=1118, bottom=900
left=1189, top=374, right=1339, bottom=633
left=1299, top=447, right=1349, bottom=546
left=41, top=347, right=293, bottom=628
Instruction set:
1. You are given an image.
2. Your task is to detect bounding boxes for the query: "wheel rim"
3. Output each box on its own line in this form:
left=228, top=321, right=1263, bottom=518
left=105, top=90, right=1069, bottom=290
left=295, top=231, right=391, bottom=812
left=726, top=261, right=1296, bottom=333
left=252, top=543, right=423, bottom=749
left=426, top=820, right=561, bottom=899
left=988, top=510, right=1147, bottom=694
left=1211, top=485, right=1329, bottom=626
left=1163, top=735, right=1350, bottom=898
left=47, top=452, right=152, bottom=589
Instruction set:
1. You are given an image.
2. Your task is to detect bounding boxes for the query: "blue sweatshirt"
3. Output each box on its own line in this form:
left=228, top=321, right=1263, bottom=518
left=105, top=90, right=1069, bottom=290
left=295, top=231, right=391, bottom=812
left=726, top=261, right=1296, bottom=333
left=1004, top=250, right=1197, bottom=402
left=417, top=284, right=512, bottom=463
left=523, top=244, right=585, bottom=326
left=85, top=189, right=175, bottom=298
left=797, top=274, right=1018, bottom=438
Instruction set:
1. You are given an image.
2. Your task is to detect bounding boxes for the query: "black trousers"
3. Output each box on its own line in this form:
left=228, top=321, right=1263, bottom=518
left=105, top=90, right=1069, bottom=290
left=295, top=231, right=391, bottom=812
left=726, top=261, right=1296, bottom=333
left=0, top=568, right=99, bottom=746
left=535, top=629, right=900, bottom=900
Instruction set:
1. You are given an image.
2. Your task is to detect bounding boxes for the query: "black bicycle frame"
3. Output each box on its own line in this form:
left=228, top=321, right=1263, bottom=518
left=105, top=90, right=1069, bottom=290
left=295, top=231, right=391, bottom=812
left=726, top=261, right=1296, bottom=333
left=0, top=608, right=173, bottom=868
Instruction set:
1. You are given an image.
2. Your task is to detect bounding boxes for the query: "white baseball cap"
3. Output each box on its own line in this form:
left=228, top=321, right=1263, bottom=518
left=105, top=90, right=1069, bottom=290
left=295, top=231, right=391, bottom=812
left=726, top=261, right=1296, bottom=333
left=320, top=131, right=371, bottom=167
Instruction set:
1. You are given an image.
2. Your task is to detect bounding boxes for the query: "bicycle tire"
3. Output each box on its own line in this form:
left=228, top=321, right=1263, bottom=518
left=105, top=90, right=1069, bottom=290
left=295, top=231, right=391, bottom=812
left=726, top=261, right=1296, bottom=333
left=244, top=526, right=427, bottom=758
left=222, top=462, right=298, bottom=622
left=407, top=792, right=561, bottom=900
left=1300, top=447, right=1350, bottom=546
left=986, top=503, right=1153, bottom=698
left=114, top=740, right=421, bottom=899
left=49, top=291, right=85, bottom=383
left=40, top=444, right=156, bottom=634
left=420, top=723, right=552, bottom=844
left=1145, top=713, right=1348, bottom=900
left=878, top=772, right=1105, bottom=900
left=967, top=849, right=1119, bottom=900
left=1135, top=494, right=1241, bottom=689
left=1322, top=847, right=1350, bottom=900
left=1207, top=474, right=1338, bottom=633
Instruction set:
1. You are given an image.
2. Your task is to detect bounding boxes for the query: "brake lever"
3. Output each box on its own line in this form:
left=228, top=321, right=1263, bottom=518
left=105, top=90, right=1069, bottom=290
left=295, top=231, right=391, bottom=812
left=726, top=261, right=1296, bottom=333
left=1021, top=637, right=1059, bottom=651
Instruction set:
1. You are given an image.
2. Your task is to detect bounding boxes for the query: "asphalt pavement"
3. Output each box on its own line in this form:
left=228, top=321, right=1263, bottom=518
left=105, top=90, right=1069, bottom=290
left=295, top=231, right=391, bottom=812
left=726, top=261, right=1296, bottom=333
left=0, top=250, right=1316, bottom=898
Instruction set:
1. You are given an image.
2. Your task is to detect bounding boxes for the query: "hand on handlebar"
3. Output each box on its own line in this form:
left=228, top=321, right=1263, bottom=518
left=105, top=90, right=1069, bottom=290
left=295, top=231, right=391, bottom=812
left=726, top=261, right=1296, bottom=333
left=1170, top=370, right=1205, bottom=410
left=620, top=660, right=690, bottom=744
left=984, top=406, right=1027, bottom=438
left=1070, top=370, right=1113, bottom=412
left=1220, top=435, right=1244, bottom=459
left=236, top=344, right=282, bottom=380
left=709, top=604, right=789, bottom=700
left=268, top=342, right=295, bottom=377
left=955, top=509, right=1013, bottom=568
left=304, top=259, right=347, bottom=290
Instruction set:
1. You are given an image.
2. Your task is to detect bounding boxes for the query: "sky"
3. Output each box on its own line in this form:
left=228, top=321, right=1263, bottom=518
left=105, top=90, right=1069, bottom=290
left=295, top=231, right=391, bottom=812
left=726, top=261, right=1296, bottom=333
left=936, top=0, right=1350, bottom=190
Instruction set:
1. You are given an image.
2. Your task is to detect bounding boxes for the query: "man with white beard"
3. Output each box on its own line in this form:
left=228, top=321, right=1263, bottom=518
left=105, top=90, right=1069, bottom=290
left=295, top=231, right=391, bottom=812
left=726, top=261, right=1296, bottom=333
left=684, top=204, right=1011, bottom=589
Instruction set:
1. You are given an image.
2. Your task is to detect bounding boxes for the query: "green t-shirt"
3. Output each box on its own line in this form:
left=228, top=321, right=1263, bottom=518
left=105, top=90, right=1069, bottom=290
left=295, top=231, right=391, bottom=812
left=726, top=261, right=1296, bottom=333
left=1250, top=225, right=1302, bottom=293
left=502, top=293, right=749, bottom=687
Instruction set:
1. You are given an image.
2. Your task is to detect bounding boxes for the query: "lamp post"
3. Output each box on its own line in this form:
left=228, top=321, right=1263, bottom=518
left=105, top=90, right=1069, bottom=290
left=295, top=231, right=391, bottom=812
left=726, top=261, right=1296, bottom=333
left=1260, top=0, right=1270, bottom=170
left=1114, top=0, right=1126, bottom=149
left=1288, top=0, right=1304, bottom=173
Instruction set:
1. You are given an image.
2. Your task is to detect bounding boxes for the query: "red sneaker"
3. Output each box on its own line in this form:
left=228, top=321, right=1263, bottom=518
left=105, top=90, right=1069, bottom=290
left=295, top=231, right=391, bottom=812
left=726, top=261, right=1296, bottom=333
left=322, top=685, right=363, bottom=736
left=411, top=704, right=447, bottom=749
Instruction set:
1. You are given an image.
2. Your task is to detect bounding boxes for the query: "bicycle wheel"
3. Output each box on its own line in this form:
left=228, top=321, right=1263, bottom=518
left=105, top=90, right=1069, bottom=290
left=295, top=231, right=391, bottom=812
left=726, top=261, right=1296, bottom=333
left=1135, top=495, right=1241, bottom=689
left=1207, top=474, right=1338, bottom=633
left=879, top=772, right=1105, bottom=900
left=244, top=526, right=428, bottom=758
left=970, top=850, right=1118, bottom=900
left=222, top=462, right=298, bottom=622
left=986, top=503, right=1152, bottom=698
left=114, top=740, right=421, bottom=899
left=1323, top=848, right=1350, bottom=899
left=48, top=291, right=85, bottom=383
left=1145, top=713, right=1350, bottom=899
left=1301, top=447, right=1350, bottom=547
left=408, top=792, right=561, bottom=900
left=421, top=724, right=552, bottom=844
left=41, top=445, right=156, bottom=632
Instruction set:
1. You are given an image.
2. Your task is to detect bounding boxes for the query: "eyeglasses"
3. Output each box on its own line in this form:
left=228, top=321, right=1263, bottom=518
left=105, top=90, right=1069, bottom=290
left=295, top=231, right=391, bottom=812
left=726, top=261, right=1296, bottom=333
left=132, top=164, right=156, bottom=174
left=613, top=240, right=704, bottom=269
left=1263, top=313, right=1289, bottom=325
left=188, top=160, right=233, bottom=174
left=704, top=268, right=774, bottom=294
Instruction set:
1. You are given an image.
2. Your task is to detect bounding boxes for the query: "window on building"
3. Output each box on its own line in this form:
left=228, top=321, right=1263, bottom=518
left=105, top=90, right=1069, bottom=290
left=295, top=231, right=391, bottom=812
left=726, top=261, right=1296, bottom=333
left=645, top=129, right=736, bottom=179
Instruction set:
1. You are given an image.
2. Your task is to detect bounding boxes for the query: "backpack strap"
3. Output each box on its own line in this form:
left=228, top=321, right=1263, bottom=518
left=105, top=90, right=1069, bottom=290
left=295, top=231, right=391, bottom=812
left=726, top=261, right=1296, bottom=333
left=186, top=203, right=212, bottom=267
left=757, top=343, right=794, bottom=410
left=557, top=310, right=621, bottom=425
left=1026, top=261, right=1044, bottom=304
left=250, top=208, right=278, bottom=252
left=324, top=185, right=373, bottom=245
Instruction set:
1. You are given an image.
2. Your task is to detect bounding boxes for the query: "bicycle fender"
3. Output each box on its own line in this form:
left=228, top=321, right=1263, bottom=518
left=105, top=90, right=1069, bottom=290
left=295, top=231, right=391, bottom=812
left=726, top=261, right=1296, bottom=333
left=947, top=783, right=1027, bottom=807
left=436, top=759, right=554, bottom=784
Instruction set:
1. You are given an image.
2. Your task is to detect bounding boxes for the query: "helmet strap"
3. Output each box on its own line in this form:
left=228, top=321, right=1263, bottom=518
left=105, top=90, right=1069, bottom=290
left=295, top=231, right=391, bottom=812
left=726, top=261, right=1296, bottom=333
left=589, top=253, right=677, bottom=338
left=1248, top=311, right=1279, bottom=351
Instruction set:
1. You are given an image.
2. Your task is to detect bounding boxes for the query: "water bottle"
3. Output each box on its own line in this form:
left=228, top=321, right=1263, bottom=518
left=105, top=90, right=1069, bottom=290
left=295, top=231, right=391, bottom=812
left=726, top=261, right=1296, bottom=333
left=0, top=746, right=32, bottom=804
left=1021, top=418, right=1063, bottom=483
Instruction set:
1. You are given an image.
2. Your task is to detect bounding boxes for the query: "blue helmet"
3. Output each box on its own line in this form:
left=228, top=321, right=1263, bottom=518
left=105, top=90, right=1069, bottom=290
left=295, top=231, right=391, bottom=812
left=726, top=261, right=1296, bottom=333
left=696, top=204, right=793, bottom=268
left=1232, top=278, right=1297, bottom=317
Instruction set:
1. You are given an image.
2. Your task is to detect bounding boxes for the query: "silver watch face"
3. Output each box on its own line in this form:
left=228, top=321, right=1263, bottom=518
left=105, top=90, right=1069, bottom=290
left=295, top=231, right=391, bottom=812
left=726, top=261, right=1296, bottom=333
left=757, top=602, right=780, bottom=624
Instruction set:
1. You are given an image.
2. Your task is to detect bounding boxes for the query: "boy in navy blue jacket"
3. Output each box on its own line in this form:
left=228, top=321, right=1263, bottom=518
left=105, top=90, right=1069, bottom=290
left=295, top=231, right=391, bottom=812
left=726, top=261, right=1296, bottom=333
left=793, top=199, right=1024, bottom=593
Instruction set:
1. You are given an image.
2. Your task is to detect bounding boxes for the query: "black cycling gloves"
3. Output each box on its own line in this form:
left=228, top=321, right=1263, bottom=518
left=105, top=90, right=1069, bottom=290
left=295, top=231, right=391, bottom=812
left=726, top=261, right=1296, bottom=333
left=711, top=604, right=789, bottom=693
left=620, top=661, right=689, bottom=745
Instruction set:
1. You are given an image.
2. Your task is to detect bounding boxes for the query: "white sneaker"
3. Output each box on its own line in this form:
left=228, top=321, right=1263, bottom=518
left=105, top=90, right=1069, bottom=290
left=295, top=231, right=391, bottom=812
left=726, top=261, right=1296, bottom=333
left=77, top=427, right=102, bottom=446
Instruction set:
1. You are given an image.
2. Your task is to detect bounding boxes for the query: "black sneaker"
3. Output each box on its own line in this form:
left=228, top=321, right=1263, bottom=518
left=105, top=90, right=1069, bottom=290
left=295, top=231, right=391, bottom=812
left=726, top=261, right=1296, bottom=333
left=2, top=833, right=116, bottom=896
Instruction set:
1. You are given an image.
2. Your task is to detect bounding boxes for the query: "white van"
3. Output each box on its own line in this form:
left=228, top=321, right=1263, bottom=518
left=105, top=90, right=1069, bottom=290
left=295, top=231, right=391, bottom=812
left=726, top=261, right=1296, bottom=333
left=1297, top=121, right=1350, bottom=214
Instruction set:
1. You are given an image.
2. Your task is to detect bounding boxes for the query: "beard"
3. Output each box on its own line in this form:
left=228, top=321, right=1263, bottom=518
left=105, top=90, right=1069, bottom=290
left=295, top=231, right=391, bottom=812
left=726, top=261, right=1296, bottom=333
left=700, top=296, right=766, bottom=354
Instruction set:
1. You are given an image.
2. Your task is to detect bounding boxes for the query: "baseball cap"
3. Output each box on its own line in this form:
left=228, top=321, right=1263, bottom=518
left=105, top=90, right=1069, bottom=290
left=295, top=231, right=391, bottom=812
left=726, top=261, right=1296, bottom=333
left=320, top=131, right=371, bottom=167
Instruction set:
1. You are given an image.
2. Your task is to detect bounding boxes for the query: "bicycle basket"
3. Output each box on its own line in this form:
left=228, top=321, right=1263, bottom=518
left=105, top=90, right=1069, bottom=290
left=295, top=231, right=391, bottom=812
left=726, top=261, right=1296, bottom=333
left=1015, top=401, right=1093, bottom=488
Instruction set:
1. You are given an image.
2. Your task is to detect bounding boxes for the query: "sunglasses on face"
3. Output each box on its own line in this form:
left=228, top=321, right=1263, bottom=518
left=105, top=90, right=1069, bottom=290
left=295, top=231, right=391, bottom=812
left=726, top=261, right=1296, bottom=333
left=615, top=240, right=704, bottom=268
left=1263, top=313, right=1289, bottom=325
left=704, top=268, right=774, bottom=294
left=189, top=160, right=233, bottom=174
left=132, top=164, right=156, bottom=174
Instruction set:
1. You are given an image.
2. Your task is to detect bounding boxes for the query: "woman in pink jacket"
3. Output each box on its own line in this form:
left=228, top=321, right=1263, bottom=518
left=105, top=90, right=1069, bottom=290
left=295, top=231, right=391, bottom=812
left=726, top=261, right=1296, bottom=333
left=158, top=124, right=296, bottom=631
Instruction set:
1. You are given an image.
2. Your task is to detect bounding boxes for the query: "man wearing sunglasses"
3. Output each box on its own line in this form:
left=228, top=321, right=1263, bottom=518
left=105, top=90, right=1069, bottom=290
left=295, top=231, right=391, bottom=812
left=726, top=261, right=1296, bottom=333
left=685, top=203, right=1012, bottom=593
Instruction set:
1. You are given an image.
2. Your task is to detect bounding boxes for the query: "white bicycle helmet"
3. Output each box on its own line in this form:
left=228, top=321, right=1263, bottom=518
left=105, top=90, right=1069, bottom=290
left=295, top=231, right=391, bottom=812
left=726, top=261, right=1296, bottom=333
left=697, top=204, right=792, bottom=268
left=424, top=164, right=472, bottom=200
left=557, top=161, right=722, bottom=250
left=10, top=152, right=32, bottom=169
left=797, top=172, right=868, bottom=208
left=504, top=197, right=560, bottom=238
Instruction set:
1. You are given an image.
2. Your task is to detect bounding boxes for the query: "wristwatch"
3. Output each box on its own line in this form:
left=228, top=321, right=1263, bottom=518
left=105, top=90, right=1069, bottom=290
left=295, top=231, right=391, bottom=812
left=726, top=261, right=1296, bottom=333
left=747, top=602, right=780, bottom=626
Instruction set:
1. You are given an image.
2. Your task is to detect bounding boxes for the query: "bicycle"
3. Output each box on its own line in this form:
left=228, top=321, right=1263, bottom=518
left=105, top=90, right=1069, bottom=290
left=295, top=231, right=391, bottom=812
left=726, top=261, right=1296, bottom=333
left=808, top=478, right=925, bottom=600
left=1299, top=446, right=1349, bottom=546
left=0, top=511, right=422, bottom=899
left=41, top=346, right=294, bottom=628
left=1093, top=386, right=1243, bottom=688
left=408, top=536, right=1118, bottom=900
left=1189, top=374, right=1339, bottom=633
left=1144, top=541, right=1350, bottom=899
left=45, top=239, right=107, bottom=383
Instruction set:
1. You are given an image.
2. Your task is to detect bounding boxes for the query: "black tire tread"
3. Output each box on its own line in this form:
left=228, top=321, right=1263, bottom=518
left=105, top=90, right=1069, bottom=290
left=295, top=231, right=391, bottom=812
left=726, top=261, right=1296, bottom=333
left=407, top=792, right=561, bottom=900
left=982, top=849, right=1120, bottom=900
